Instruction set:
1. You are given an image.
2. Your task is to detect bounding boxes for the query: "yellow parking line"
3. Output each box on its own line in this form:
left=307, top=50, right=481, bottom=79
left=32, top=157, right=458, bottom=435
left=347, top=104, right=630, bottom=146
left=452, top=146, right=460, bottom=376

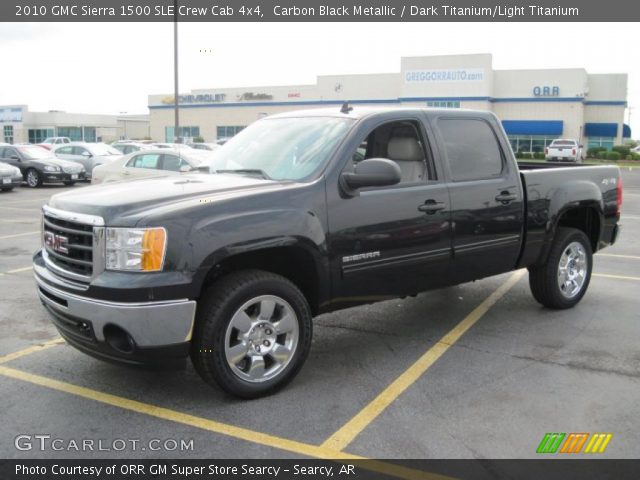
left=593, top=273, right=640, bottom=281
left=0, top=365, right=452, bottom=480
left=597, top=253, right=640, bottom=260
left=0, top=206, right=41, bottom=212
left=0, top=230, right=39, bottom=240
left=0, top=338, right=64, bottom=365
left=0, top=266, right=33, bottom=277
left=321, top=270, right=526, bottom=452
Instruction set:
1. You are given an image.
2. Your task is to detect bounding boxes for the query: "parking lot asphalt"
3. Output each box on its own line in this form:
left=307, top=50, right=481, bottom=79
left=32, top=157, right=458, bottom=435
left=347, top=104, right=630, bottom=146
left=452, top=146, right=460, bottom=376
left=1, top=169, right=639, bottom=466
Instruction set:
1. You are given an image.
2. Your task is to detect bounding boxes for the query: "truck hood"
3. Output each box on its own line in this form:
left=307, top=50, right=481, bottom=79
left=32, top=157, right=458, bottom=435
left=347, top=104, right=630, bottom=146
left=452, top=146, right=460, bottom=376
left=47, top=174, right=294, bottom=224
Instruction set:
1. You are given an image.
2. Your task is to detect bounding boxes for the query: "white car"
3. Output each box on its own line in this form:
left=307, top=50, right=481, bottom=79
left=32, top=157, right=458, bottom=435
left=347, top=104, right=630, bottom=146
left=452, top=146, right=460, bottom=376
left=53, top=142, right=122, bottom=179
left=91, top=149, right=209, bottom=184
left=37, top=137, right=71, bottom=150
left=545, top=139, right=583, bottom=163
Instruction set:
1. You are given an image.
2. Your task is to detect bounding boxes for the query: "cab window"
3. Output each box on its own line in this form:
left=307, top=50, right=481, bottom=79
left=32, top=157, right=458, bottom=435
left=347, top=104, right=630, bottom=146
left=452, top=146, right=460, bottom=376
left=437, top=118, right=504, bottom=182
left=349, top=119, right=433, bottom=185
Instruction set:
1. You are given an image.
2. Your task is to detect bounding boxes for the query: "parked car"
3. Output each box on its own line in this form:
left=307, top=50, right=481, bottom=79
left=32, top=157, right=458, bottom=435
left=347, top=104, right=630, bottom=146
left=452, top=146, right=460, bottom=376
left=111, top=142, right=152, bottom=155
left=189, top=142, right=220, bottom=152
left=91, top=149, right=208, bottom=184
left=52, top=142, right=122, bottom=179
left=34, top=107, right=621, bottom=398
left=151, top=142, right=194, bottom=150
left=545, top=139, right=583, bottom=162
left=631, top=145, right=640, bottom=154
left=0, top=145, right=85, bottom=187
left=0, top=161, right=23, bottom=191
left=37, top=137, right=71, bottom=150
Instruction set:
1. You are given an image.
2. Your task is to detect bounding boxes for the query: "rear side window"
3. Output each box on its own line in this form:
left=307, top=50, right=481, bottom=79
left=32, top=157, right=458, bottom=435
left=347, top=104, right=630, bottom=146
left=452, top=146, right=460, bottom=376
left=56, top=146, right=73, bottom=155
left=438, top=118, right=504, bottom=182
left=128, top=153, right=161, bottom=169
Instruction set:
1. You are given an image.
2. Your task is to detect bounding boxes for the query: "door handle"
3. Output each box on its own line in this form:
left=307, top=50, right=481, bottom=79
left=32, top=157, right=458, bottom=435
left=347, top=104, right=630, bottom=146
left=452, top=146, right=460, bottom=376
left=418, top=200, right=446, bottom=214
left=495, top=191, right=517, bottom=204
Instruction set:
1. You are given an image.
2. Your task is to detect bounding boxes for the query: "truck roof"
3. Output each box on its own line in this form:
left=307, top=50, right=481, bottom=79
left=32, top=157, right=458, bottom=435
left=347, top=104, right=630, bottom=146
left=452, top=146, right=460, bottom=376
left=268, top=105, right=498, bottom=121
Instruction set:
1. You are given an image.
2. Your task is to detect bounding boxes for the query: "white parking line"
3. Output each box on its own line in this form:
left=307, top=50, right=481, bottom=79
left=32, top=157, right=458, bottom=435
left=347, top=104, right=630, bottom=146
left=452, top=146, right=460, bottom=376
left=597, top=253, right=640, bottom=260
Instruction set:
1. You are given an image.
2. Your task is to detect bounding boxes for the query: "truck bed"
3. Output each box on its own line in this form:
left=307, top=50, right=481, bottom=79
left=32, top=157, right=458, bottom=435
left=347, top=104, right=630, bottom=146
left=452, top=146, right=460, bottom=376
left=517, top=163, right=621, bottom=268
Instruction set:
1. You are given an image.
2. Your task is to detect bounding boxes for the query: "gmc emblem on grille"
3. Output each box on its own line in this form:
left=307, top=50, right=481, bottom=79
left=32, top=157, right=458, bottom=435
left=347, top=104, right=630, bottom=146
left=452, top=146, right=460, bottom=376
left=44, top=231, right=69, bottom=254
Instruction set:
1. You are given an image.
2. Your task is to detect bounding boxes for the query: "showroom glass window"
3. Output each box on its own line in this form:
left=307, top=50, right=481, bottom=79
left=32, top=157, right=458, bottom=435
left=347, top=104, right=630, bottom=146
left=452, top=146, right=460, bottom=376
left=165, top=126, right=200, bottom=142
left=56, top=127, right=83, bottom=141
left=587, top=137, right=615, bottom=150
left=3, top=125, right=13, bottom=143
left=508, top=135, right=559, bottom=154
left=216, top=125, right=246, bottom=140
left=28, top=129, right=54, bottom=144
left=438, top=118, right=504, bottom=182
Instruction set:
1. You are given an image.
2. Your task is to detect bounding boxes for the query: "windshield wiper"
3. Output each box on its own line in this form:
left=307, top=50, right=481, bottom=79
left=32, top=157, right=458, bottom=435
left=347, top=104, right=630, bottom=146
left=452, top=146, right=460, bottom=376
left=216, top=169, right=272, bottom=180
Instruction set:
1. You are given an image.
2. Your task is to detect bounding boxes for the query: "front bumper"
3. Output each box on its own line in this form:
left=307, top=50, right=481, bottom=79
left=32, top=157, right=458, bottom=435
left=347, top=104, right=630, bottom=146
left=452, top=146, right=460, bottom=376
left=34, top=250, right=196, bottom=365
left=44, top=172, right=86, bottom=184
left=0, top=175, right=22, bottom=187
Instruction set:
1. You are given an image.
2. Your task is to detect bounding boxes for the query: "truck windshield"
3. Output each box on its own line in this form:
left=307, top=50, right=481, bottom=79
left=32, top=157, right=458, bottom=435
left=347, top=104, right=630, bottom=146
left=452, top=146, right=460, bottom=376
left=210, top=117, right=354, bottom=181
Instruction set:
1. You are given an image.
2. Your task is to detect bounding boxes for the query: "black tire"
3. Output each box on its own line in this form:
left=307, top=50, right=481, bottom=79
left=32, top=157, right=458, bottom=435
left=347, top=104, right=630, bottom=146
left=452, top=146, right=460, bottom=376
left=191, top=270, right=313, bottom=398
left=63, top=181, right=76, bottom=186
left=1, top=187, right=14, bottom=192
left=528, top=227, right=593, bottom=309
left=26, top=168, right=42, bottom=188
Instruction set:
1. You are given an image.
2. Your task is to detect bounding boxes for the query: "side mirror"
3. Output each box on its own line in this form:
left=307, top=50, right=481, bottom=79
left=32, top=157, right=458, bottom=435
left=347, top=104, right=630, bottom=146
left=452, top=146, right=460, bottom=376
left=179, top=165, right=192, bottom=173
left=340, top=158, right=401, bottom=192
left=578, top=144, right=584, bottom=148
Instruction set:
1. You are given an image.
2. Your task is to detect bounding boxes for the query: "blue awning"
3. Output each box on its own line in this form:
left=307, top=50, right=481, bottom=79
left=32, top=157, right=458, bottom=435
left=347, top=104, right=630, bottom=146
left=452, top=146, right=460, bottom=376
left=501, top=120, right=563, bottom=136
left=584, top=123, right=618, bottom=137
left=623, top=124, right=632, bottom=138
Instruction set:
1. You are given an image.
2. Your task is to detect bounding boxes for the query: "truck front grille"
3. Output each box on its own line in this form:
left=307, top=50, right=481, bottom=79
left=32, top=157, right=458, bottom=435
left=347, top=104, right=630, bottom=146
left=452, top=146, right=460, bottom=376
left=43, top=212, right=94, bottom=277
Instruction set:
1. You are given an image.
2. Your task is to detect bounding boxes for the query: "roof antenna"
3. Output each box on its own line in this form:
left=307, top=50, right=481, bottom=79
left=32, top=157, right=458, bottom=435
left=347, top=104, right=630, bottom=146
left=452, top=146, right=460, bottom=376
left=340, top=102, right=353, bottom=114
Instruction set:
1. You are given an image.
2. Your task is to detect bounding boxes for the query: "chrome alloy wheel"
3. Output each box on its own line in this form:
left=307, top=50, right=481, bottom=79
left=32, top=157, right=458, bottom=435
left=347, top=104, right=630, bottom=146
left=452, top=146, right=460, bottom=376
left=26, top=170, right=39, bottom=187
left=557, top=241, right=588, bottom=299
left=224, top=295, right=299, bottom=383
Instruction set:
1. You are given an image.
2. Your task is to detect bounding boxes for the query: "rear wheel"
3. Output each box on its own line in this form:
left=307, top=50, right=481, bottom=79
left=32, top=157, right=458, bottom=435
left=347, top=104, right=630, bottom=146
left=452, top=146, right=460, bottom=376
left=191, top=270, right=313, bottom=398
left=26, top=169, right=42, bottom=188
left=528, top=227, right=592, bottom=309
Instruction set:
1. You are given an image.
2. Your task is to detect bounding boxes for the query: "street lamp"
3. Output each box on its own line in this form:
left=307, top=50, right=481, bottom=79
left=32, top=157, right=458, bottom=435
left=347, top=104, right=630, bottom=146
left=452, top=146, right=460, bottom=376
left=173, top=0, right=180, bottom=143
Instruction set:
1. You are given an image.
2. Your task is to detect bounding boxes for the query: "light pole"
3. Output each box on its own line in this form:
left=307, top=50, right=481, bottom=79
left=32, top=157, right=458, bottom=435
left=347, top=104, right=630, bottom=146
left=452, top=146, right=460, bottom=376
left=173, top=0, right=180, bottom=143
left=120, top=111, right=127, bottom=140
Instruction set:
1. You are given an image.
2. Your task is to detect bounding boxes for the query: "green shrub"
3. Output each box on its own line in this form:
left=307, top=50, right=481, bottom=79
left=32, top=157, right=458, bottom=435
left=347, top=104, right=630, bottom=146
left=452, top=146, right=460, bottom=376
left=193, top=136, right=205, bottom=143
left=596, top=151, right=607, bottom=159
left=631, top=152, right=640, bottom=161
left=519, top=153, right=533, bottom=160
left=533, top=152, right=545, bottom=159
left=606, top=152, right=621, bottom=160
left=587, top=146, right=607, bottom=157
left=612, top=145, right=630, bottom=157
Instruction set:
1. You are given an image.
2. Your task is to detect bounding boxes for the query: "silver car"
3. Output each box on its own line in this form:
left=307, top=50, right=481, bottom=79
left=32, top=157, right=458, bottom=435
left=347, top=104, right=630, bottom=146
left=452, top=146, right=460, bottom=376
left=0, top=161, right=23, bottom=191
left=53, top=142, right=122, bottom=179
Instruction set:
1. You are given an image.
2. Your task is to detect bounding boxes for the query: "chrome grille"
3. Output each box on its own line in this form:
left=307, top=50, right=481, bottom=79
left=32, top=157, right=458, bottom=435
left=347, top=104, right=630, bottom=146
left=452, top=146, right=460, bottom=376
left=43, top=210, right=96, bottom=278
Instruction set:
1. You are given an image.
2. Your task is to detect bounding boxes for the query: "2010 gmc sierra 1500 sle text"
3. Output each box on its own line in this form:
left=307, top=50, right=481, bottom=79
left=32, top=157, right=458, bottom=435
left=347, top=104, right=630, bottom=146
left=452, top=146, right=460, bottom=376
left=33, top=107, right=622, bottom=398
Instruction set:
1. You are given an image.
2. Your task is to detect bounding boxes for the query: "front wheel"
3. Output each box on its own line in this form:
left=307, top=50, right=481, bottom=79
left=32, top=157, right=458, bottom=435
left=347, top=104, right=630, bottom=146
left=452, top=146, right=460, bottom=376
left=191, top=270, right=313, bottom=398
left=26, top=169, right=42, bottom=188
left=528, top=227, right=593, bottom=309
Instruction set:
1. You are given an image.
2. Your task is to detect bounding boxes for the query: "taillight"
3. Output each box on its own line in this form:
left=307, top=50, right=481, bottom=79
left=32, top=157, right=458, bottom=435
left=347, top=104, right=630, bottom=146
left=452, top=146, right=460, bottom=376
left=616, top=176, right=623, bottom=215
left=545, top=147, right=548, bottom=155
left=572, top=148, right=576, bottom=155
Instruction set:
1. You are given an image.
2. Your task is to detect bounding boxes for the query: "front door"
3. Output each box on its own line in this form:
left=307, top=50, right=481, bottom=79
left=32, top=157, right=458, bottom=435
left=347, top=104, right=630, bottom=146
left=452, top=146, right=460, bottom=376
left=328, top=117, right=452, bottom=306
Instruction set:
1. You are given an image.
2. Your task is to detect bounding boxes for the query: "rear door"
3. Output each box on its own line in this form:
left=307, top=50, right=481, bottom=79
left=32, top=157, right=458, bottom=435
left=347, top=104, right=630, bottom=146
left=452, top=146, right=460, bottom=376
left=433, top=115, right=523, bottom=283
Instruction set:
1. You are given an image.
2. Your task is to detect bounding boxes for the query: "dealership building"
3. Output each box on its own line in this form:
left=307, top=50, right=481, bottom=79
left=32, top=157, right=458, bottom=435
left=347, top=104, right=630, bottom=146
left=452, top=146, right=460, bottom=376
left=0, top=105, right=150, bottom=144
left=149, top=53, right=630, bottom=152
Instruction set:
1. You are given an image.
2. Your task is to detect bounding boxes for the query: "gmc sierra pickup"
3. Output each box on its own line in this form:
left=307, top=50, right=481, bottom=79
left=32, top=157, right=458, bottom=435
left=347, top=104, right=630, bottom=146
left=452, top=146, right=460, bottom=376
left=34, top=107, right=622, bottom=398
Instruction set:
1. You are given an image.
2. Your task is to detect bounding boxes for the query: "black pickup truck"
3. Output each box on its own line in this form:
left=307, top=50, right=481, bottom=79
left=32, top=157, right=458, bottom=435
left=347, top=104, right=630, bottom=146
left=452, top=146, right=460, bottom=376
left=34, top=107, right=622, bottom=398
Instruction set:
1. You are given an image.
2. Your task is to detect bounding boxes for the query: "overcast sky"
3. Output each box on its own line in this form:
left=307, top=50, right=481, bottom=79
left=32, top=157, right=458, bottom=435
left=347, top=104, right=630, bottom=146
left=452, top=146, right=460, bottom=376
left=0, top=22, right=637, bottom=134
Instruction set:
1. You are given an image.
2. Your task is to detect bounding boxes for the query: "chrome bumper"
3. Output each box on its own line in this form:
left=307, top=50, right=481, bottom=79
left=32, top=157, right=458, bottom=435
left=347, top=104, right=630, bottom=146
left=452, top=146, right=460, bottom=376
left=34, top=259, right=197, bottom=348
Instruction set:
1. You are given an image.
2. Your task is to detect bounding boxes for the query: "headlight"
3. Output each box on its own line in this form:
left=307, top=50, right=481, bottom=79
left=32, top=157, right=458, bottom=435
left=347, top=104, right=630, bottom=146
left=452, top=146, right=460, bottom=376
left=105, top=227, right=167, bottom=272
left=44, top=165, right=61, bottom=172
